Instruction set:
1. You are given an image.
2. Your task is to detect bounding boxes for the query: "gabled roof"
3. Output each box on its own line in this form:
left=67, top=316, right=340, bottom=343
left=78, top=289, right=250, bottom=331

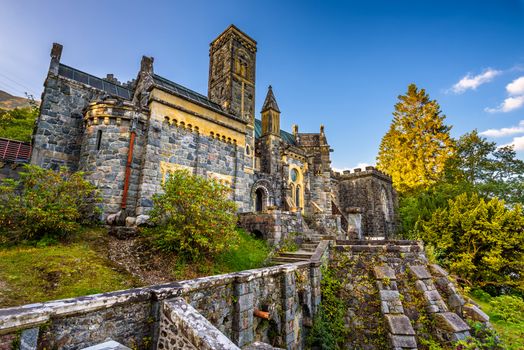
left=261, top=85, right=280, bottom=113
left=254, top=119, right=296, bottom=145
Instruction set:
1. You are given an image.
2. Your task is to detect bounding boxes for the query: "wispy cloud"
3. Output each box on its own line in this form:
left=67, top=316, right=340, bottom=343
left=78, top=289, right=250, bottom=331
left=485, top=95, right=524, bottom=113
left=501, top=135, right=524, bottom=151
left=480, top=120, right=524, bottom=138
left=486, top=76, right=524, bottom=113
left=332, top=162, right=372, bottom=173
left=449, top=68, right=501, bottom=94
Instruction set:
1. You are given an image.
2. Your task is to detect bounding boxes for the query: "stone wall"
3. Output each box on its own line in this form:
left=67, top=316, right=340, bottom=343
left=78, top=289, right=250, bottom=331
left=0, top=259, right=323, bottom=350
left=134, top=117, right=253, bottom=215
left=31, top=65, right=107, bottom=171
left=238, top=210, right=307, bottom=246
left=335, top=167, right=397, bottom=238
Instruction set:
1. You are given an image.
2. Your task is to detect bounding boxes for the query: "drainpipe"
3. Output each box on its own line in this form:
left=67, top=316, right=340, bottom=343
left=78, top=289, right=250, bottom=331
left=121, top=118, right=137, bottom=210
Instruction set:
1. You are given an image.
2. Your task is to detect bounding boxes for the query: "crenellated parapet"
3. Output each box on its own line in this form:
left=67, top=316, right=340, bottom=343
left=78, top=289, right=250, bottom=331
left=333, top=166, right=393, bottom=183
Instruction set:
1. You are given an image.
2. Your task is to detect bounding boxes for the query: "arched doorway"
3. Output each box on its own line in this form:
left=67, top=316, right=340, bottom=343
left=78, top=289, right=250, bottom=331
left=255, top=188, right=265, bottom=212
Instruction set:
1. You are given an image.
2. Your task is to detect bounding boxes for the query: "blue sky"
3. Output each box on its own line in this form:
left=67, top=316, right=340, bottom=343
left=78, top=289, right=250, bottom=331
left=1, top=0, right=524, bottom=170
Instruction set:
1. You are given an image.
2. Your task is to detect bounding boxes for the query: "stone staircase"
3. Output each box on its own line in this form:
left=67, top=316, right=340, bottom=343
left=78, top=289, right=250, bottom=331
left=269, top=230, right=332, bottom=265
left=334, top=239, right=482, bottom=349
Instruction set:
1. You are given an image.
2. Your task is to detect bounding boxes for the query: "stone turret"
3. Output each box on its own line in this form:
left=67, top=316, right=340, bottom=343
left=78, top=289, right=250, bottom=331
left=261, top=85, right=281, bottom=137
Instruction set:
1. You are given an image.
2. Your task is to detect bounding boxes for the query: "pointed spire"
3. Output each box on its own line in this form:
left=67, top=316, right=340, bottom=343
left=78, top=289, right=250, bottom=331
left=261, top=85, right=280, bottom=113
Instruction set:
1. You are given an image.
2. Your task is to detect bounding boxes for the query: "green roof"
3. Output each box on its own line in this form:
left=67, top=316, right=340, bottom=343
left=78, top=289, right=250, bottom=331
left=254, top=119, right=296, bottom=145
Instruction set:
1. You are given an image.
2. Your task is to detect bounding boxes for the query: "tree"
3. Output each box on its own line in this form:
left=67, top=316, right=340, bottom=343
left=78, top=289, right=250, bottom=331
left=0, top=106, right=38, bottom=142
left=377, top=84, right=455, bottom=194
left=142, top=170, right=238, bottom=261
left=0, top=165, right=101, bottom=243
left=420, top=192, right=524, bottom=294
left=446, top=130, right=524, bottom=204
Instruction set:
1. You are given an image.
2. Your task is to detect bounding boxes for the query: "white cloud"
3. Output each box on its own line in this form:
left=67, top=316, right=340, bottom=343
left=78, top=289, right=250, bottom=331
left=506, top=76, right=524, bottom=96
left=501, top=135, right=524, bottom=151
left=480, top=120, right=524, bottom=137
left=485, top=95, right=524, bottom=113
left=450, top=68, right=501, bottom=94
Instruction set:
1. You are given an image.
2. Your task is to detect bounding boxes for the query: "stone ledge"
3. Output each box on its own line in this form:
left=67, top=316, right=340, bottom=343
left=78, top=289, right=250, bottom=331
left=434, top=312, right=470, bottom=333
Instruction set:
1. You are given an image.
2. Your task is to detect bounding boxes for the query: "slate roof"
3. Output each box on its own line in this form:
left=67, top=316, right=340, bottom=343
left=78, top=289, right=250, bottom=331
left=254, top=119, right=296, bottom=145
left=58, top=64, right=132, bottom=100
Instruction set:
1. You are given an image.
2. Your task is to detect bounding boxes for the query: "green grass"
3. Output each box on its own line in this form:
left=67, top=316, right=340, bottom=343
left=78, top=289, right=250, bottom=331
left=468, top=292, right=524, bottom=350
left=0, top=228, right=271, bottom=307
left=172, top=228, right=270, bottom=279
left=0, top=228, right=136, bottom=307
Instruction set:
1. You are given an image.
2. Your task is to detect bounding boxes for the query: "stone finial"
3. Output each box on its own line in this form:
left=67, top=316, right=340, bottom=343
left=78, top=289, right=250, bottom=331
left=292, top=124, right=299, bottom=136
left=51, top=43, right=63, bottom=61
left=320, top=124, right=325, bottom=135
left=140, top=56, right=154, bottom=75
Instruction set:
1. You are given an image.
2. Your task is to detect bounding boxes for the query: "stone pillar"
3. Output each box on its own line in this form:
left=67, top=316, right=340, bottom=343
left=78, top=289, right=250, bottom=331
left=232, top=273, right=254, bottom=347
left=281, top=265, right=297, bottom=349
left=309, top=262, right=322, bottom=315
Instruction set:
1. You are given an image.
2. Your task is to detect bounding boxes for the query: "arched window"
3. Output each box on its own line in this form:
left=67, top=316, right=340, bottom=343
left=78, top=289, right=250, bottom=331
left=290, top=183, right=295, bottom=205
left=246, top=145, right=250, bottom=156
left=96, top=130, right=103, bottom=151
left=295, top=185, right=301, bottom=208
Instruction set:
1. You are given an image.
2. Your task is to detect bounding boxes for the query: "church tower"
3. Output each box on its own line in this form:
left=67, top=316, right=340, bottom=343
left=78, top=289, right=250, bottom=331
left=208, top=25, right=257, bottom=125
left=261, top=86, right=281, bottom=136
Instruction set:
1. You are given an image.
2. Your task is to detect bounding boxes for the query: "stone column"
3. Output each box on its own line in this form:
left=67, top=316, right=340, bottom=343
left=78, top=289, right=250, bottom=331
left=281, top=265, right=297, bottom=349
left=232, top=273, right=254, bottom=347
left=309, top=262, right=322, bottom=315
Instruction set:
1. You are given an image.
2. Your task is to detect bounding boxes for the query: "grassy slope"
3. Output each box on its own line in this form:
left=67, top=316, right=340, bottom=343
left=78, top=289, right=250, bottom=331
left=468, top=294, right=524, bottom=350
left=0, top=228, right=136, bottom=307
left=0, top=228, right=270, bottom=308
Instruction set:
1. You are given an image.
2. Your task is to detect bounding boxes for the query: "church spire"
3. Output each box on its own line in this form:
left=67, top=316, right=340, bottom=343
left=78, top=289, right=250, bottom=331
left=261, top=85, right=280, bottom=113
left=261, top=85, right=281, bottom=137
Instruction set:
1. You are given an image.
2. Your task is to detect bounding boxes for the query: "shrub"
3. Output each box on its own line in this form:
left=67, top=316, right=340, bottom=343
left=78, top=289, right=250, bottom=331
left=419, top=193, right=524, bottom=293
left=142, top=170, right=238, bottom=261
left=0, top=165, right=100, bottom=243
left=489, top=295, right=524, bottom=324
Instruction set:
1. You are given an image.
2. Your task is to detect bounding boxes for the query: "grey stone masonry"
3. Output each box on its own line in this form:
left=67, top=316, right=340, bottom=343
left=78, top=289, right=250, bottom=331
left=0, top=260, right=322, bottom=350
left=157, top=298, right=240, bottom=350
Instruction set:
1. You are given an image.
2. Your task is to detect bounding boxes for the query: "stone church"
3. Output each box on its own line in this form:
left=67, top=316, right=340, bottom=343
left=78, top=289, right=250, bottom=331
left=31, top=25, right=397, bottom=240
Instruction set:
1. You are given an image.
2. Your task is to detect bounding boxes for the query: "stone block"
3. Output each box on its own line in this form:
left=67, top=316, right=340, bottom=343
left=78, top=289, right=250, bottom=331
left=434, top=312, right=470, bottom=333
left=81, top=340, right=130, bottom=350
left=424, top=290, right=442, bottom=302
left=380, top=290, right=401, bottom=302
left=409, top=265, right=432, bottom=280
left=429, top=264, right=449, bottom=277
left=389, top=334, right=417, bottom=348
left=374, top=265, right=396, bottom=280
left=463, top=304, right=489, bottom=323
left=20, top=328, right=39, bottom=350
left=385, top=314, right=415, bottom=335
left=415, top=280, right=427, bottom=292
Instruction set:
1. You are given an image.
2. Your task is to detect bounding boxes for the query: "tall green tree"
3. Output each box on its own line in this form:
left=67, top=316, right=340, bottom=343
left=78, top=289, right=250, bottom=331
left=446, top=130, right=524, bottom=204
left=377, top=84, right=455, bottom=194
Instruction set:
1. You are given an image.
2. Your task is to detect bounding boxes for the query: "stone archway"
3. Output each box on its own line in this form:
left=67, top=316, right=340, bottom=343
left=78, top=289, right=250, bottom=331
left=250, top=179, right=274, bottom=212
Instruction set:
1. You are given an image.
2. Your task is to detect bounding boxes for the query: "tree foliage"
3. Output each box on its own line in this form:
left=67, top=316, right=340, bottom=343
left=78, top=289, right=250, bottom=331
left=377, top=84, right=455, bottom=194
left=420, top=193, right=524, bottom=293
left=143, top=170, right=238, bottom=261
left=446, top=130, right=524, bottom=205
left=0, top=165, right=101, bottom=243
left=0, top=105, right=38, bottom=142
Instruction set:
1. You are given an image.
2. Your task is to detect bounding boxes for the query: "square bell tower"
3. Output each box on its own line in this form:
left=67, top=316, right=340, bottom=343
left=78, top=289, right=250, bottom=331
left=208, top=25, right=257, bottom=125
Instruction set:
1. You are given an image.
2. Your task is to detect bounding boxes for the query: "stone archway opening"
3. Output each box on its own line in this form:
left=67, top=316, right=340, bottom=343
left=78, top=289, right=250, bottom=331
left=255, top=188, right=266, bottom=212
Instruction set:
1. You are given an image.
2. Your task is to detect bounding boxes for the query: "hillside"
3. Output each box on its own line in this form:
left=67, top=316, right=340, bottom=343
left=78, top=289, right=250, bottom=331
left=0, top=90, right=33, bottom=109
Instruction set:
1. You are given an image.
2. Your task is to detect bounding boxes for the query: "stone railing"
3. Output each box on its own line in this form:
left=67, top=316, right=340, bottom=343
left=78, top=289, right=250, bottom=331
left=0, top=258, right=323, bottom=350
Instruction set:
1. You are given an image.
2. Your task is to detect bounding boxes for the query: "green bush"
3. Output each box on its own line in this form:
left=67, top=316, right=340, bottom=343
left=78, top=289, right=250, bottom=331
left=419, top=193, right=524, bottom=293
left=0, top=165, right=100, bottom=243
left=489, top=295, right=524, bottom=324
left=142, top=170, right=238, bottom=261
left=0, top=106, right=38, bottom=142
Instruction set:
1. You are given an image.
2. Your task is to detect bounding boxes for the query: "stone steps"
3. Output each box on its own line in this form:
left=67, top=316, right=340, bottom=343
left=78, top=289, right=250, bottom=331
left=279, top=251, right=315, bottom=259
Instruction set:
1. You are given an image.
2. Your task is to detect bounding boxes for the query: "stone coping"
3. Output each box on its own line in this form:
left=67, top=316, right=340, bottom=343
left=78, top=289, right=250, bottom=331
left=0, top=260, right=315, bottom=335
left=163, top=298, right=240, bottom=350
